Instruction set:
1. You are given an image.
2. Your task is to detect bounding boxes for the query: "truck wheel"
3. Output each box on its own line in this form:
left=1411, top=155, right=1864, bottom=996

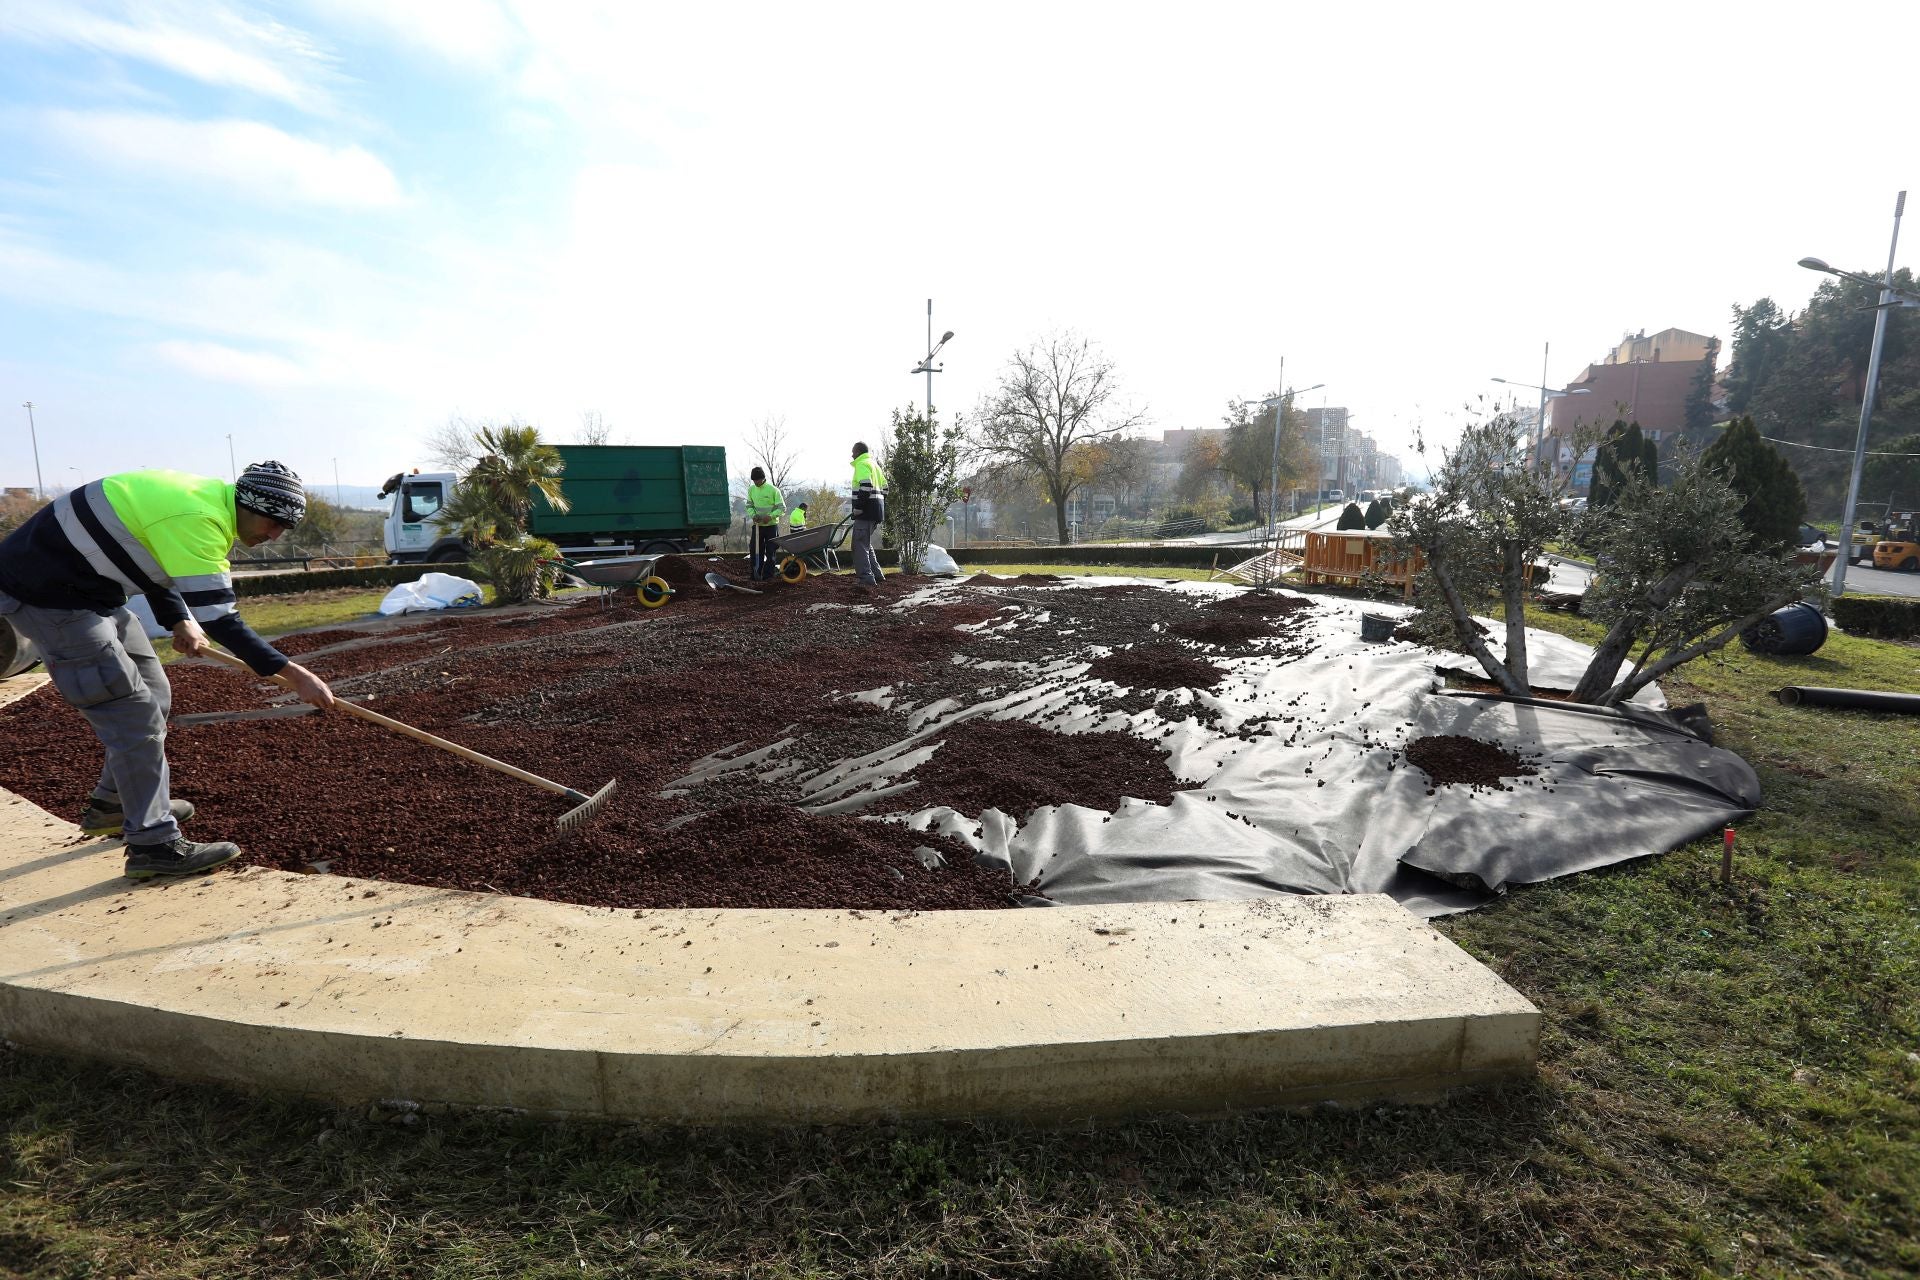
left=779, top=555, right=807, bottom=584
left=643, top=541, right=679, bottom=556
left=637, top=576, right=672, bottom=608
left=430, top=548, right=467, bottom=564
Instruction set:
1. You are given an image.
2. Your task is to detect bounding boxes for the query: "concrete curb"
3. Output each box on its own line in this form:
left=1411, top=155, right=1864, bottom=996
left=0, top=674, right=1539, bottom=1123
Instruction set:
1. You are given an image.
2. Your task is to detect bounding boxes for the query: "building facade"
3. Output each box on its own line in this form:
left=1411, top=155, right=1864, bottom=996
left=1543, top=327, right=1719, bottom=490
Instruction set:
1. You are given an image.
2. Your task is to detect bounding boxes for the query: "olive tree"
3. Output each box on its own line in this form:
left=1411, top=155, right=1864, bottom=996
left=1390, top=412, right=1572, bottom=696
left=884, top=405, right=963, bottom=575
left=1567, top=457, right=1817, bottom=704
left=1392, top=410, right=1819, bottom=706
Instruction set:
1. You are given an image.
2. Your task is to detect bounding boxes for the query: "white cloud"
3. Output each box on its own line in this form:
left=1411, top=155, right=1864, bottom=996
left=302, top=0, right=518, bottom=70
left=1, top=0, right=336, bottom=113
left=40, top=109, right=404, bottom=208
left=153, top=339, right=311, bottom=386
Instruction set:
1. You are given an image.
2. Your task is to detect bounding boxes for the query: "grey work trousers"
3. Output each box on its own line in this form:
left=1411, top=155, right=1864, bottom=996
left=851, top=518, right=883, bottom=583
left=0, top=590, right=179, bottom=844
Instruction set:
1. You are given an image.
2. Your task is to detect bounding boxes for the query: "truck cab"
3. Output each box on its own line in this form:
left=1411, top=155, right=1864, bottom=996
left=382, top=471, right=468, bottom=563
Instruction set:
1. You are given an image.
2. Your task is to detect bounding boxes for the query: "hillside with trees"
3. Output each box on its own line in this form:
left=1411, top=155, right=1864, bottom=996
left=1724, top=268, right=1920, bottom=516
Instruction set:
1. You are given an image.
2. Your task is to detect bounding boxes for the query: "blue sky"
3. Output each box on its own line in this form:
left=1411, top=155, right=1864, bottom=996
left=2, top=2, right=1913, bottom=499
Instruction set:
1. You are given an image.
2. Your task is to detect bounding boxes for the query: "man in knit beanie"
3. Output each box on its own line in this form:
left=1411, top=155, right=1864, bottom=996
left=0, top=461, right=336, bottom=880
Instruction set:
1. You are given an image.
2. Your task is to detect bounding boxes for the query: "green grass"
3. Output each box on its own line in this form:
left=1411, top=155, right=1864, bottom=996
left=2, top=588, right=1917, bottom=1277
left=148, top=585, right=519, bottom=662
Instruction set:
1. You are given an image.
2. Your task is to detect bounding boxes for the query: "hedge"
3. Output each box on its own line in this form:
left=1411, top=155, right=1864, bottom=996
left=1831, top=593, right=1920, bottom=640
left=233, top=563, right=471, bottom=599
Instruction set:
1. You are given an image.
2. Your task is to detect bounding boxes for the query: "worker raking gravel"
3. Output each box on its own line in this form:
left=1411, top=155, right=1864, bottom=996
left=0, top=461, right=337, bottom=879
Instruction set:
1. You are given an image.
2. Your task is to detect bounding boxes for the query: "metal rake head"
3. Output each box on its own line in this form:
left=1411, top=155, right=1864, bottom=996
left=556, top=778, right=618, bottom=832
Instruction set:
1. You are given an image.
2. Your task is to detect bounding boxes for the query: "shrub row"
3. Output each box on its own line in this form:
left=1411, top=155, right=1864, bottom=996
left=1832, top=593, right=1920, bottom=640
left=233, top=563, right=469, bottom=599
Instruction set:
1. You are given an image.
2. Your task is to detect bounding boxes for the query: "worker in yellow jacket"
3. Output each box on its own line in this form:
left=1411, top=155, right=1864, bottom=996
left=849, top=442, right=886, bottom=586
left=744, top=467, right=785, bottom=581
left=0, top=462, right=336, bottom=879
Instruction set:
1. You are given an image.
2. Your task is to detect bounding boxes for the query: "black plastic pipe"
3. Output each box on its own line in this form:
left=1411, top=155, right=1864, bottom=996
left=1773, top=686, right=1920, bottom=715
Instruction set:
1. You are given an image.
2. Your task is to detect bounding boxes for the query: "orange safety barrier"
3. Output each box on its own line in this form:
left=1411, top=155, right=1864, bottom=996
left=1300, top=530, right=1424, bottom=599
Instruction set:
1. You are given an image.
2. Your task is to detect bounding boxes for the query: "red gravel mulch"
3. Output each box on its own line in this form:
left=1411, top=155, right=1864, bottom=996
left=886, top=718, right=1186, bottom=814
left=1086, top=645, right=1227, bottom=692
left=1169, top=615, right=1270, bottom=648
left=1402, top=735, right=1538, bottom=792
left=0, top=575, right=1305, bottom=910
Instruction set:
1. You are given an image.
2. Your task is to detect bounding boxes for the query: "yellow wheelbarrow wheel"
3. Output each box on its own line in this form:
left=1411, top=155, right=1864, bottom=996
left=637, top=576, right=673, bottom=608
left=778, top=555, right=807, bottom=583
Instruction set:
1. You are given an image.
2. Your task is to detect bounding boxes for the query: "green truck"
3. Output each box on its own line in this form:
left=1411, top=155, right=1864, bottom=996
left=382, top=445, right=731, bottom=564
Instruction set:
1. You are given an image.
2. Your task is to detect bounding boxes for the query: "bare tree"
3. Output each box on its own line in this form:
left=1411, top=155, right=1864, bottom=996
left=970, top=333, right=1149, bottom=543
left=424, top=416, right=481, bottom=472
left=577, top=411, right=615, bottom=446
left=743, top=415, right=801, bottom=492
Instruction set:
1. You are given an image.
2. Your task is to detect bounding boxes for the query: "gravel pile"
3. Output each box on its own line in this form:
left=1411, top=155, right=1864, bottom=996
left=0, top=577, right=1323, bottom=910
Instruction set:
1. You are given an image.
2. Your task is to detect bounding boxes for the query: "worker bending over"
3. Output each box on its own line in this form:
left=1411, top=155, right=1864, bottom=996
left=849, top=442, right=886, bottom=586
left=0, top=462, right=336, bottom=880
left=788, top=502, right=808, bottom=533
left=744, top=467, right=785, bottom=582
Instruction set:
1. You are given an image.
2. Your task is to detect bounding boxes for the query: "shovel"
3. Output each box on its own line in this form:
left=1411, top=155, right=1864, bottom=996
left=203, top=648, right=617, bottom=832
left=704, top=571, right=762, bottom=595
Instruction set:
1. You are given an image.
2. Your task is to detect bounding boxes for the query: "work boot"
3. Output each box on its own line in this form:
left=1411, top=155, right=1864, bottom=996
left=79, top=797, right=196, bottom=837
left=123, top=836, right=240, bottom=881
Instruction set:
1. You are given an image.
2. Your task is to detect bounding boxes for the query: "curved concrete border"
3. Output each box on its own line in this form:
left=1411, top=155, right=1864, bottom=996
left=0, top=673, right=1538, bottom=1122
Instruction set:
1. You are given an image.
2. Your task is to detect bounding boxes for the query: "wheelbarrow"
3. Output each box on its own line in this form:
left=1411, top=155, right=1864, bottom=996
left=552, top=553, right=675, bottom=608
left=769, top=517, right=854, bottom=583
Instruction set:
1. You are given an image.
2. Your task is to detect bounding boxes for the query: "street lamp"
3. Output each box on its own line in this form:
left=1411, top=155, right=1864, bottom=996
left=1801, top=189, right=1908, bottom=598
left=1249, top=365, right=1326, bottom=541
left=1491, top=357, right=1591, bottom=477
left=908, top=298, right=954, bottom=422
left=21, top=402, right=43, bottom=501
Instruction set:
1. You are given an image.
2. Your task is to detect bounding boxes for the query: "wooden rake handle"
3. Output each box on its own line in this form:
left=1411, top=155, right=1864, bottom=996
left=201, top=647, right=587, bottom=802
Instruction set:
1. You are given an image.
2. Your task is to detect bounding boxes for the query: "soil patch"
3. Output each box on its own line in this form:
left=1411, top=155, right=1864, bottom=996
left=1086, top=645, right=1227, bottom=692
left=1208, top=590, right=1315, bottom=618
left=1402, top=735, right=1538, bottom=792
left=887, top=719, right=1186, bottom=814
left=1169, top=615, right=1270, bottom=648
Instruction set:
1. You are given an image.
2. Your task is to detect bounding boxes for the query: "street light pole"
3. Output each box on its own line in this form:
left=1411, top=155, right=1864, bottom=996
left=1537, top=341, right=1551, bottom=474
left=1255, top=366, right=1326, bottom=541
left=1266, top=358, right=1285, bottom=542
left=226, top=434, right=237, bottom=481
left=909, top=299, right=954, bottom=423
left=21, top=402, right=43, bottom=501
left=1803, top=190, right=1907, bottom=598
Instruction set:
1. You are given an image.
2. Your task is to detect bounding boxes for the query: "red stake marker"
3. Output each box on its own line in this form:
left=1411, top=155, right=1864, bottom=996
left=1721, top=826, right=1735, bottom=884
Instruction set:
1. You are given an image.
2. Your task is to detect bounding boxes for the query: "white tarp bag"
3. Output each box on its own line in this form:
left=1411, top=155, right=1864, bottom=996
left=379, top=572, right=484, bottom=616
left=921, top=544, right=960, bottom=577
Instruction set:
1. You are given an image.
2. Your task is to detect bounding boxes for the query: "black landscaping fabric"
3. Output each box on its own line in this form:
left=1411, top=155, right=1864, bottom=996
left=0, top=573, right=1760, bottom=916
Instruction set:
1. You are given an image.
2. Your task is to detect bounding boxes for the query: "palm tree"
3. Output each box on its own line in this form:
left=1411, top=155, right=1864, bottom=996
left=439, top=423, right=570, bottom=603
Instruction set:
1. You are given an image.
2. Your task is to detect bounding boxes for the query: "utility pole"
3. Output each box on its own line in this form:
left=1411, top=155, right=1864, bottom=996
left=333, top=457, right=342, bottom=506
left=226, top=434, right=237, bottom=481
left=21, top=402, right=44, bottom=501
left=909, top=300, right=954, bottom=424
left=1266, top=357, right=1285, bottom=541
left=1831, top=190, right=1906, bottom=599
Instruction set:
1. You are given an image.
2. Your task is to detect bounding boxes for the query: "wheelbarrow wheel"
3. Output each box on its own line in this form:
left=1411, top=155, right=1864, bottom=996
left=637, top=576, right=672, bottom=608
left=778, top=555, right=807, bottom=583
